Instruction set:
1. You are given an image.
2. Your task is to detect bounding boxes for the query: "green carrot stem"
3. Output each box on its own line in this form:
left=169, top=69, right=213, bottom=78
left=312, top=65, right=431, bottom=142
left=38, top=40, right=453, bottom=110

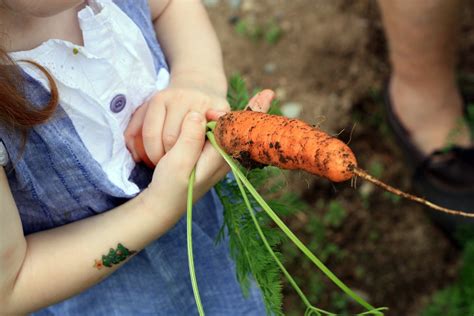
left=233, top=171, right=335, bottom=316
left=305, top=307, right=323, bottom=316
left=187, top=169, right=205, bottom=316
left=357, top=308, right=389, bottom=315
left=206, top=130, right=377, bottom=313
left=206, top=121, right=217, bottom=130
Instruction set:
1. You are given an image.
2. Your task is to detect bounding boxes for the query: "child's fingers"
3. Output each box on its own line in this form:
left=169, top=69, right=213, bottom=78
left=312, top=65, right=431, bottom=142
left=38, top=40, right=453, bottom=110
left=164, top=97, right=230, bottom=151
left=245, top=89, right=275, bottom=113
left=142, top=96, right=167, bottom=165
left=133, top=134, right=155, bottom=168
left=206, top=89, right=275, bottom=121
left=206, top=109, right=228, bottom=121
left=162, top=104, right=189, bottom=153
left=165, top=111, right=206, bottom=176
left=205, top=99, right=231, bottom=121
left=124, top=102, right=149, bottom=162
left=195, top=141, right=230, bottom=187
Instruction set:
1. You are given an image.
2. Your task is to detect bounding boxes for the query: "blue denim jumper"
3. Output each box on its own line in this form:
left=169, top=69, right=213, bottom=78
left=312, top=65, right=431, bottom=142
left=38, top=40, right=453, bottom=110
left=0, top=1, right=265, bottom=315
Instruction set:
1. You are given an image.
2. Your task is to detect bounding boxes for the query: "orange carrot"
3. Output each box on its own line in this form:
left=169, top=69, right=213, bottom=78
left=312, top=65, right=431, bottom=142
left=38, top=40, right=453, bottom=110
left=214, top=110, right=356, bottom=182
left=213, top=110, right=474, bottom=218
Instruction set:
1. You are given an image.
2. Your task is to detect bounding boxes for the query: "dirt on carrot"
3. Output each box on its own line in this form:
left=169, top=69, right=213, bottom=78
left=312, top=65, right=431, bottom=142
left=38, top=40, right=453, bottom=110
left=214, top=110, right=357, bottom=182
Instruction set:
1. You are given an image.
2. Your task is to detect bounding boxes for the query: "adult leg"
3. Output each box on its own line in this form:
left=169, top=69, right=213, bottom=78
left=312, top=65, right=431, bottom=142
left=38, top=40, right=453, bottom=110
left=378, top=0, right=470, bottom=156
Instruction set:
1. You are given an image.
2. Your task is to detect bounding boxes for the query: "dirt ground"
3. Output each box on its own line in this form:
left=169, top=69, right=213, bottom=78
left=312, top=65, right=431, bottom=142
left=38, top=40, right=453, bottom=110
left=206, top=1, right=474, bottom=315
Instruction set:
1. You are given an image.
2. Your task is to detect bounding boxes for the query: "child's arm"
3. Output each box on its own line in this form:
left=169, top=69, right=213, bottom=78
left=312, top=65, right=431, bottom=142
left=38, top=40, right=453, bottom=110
left=125, top=0, right=229, bottom=167
left=151, top=0, right=227, bottom=97
left=0, top=112, right=219, bottom=315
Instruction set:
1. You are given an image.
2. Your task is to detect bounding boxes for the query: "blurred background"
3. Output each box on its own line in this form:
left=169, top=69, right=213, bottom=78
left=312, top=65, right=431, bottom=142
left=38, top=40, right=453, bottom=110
left=204, top=0, right=474, bottom=315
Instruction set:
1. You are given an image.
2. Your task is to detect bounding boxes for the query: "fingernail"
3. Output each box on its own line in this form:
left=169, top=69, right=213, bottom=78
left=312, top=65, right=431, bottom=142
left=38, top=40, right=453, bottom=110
left=189, top=111, right=203, bottom=122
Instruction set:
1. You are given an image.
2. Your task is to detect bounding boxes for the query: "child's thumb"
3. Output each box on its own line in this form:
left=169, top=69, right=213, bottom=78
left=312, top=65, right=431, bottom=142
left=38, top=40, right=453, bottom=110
left=246, top=89, right=275, bottom=112
left=166, top=111, right=206, bottom=172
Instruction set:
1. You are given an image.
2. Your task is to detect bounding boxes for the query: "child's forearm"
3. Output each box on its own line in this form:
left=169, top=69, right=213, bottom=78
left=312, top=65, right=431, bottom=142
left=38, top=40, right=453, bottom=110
left=0, top=168, right=179, bottom=315
left=152, top=0, right=227, bottom=97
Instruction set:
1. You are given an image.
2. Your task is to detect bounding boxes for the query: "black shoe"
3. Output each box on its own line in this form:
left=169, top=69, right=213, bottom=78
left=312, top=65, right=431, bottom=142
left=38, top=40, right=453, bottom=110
left=384, top=84, right=474, bottom=238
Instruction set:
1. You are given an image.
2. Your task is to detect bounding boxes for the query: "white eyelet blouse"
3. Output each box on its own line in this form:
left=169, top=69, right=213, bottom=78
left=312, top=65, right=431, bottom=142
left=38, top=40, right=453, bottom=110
left=5, top=0, right=170, bottom=195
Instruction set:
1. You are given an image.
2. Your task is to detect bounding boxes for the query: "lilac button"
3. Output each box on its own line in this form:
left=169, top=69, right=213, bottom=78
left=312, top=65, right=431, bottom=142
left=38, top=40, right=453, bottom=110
left=110, top=94, right=127, bottom=113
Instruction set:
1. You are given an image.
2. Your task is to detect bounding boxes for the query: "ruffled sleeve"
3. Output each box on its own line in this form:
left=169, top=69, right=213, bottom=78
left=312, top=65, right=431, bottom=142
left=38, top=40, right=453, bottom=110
left=0, top=141, right=9, bottom=166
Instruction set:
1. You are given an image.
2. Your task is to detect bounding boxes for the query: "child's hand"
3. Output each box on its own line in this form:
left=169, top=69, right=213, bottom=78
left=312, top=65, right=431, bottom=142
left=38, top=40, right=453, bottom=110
left=125, top=86, right=230, bottom=167
left=143, top=110, right=209, bottom=221
left=143, top=90, right=276, bottom=221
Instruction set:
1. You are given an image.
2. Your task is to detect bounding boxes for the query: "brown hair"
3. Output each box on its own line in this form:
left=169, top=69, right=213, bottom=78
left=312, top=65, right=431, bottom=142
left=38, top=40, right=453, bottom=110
left=0, top=48, right=58, bottom=135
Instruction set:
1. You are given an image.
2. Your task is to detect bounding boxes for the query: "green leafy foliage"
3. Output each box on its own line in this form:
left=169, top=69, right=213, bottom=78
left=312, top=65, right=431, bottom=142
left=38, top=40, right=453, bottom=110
left=227, top=75, right=281, bottom=115
left=422, top=241, right=474, bottom=316
left=215, top=75, right=303, bottom=315
left=382, top=191, right=401, bottom=204
left=331, top=292, right=350, bottom=314
left=352, top=88, right=391, bottom=138
left=368, top=161, right=383, bottom=179
left=234, top=19, right=263, bottom=42
left=280, top=199, right=347, bottom=311
left=234, top=18, right=283, bottom=45
left=227, top=75, right=250, bottom=110
left=264, top=21, right=283, bottom=45
left=215, top=177, right=284, bottom=315
left=323, top=201, right=347, bottom=228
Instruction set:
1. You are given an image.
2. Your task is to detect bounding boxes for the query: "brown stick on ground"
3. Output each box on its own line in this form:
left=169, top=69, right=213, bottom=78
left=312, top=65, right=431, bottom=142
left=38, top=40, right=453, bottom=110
left=352, top=166, right=474, bottom=218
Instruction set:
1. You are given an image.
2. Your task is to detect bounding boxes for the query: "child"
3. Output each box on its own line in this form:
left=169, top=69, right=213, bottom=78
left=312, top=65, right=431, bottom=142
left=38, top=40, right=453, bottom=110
left=0, top=0, right=271, bottom=314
